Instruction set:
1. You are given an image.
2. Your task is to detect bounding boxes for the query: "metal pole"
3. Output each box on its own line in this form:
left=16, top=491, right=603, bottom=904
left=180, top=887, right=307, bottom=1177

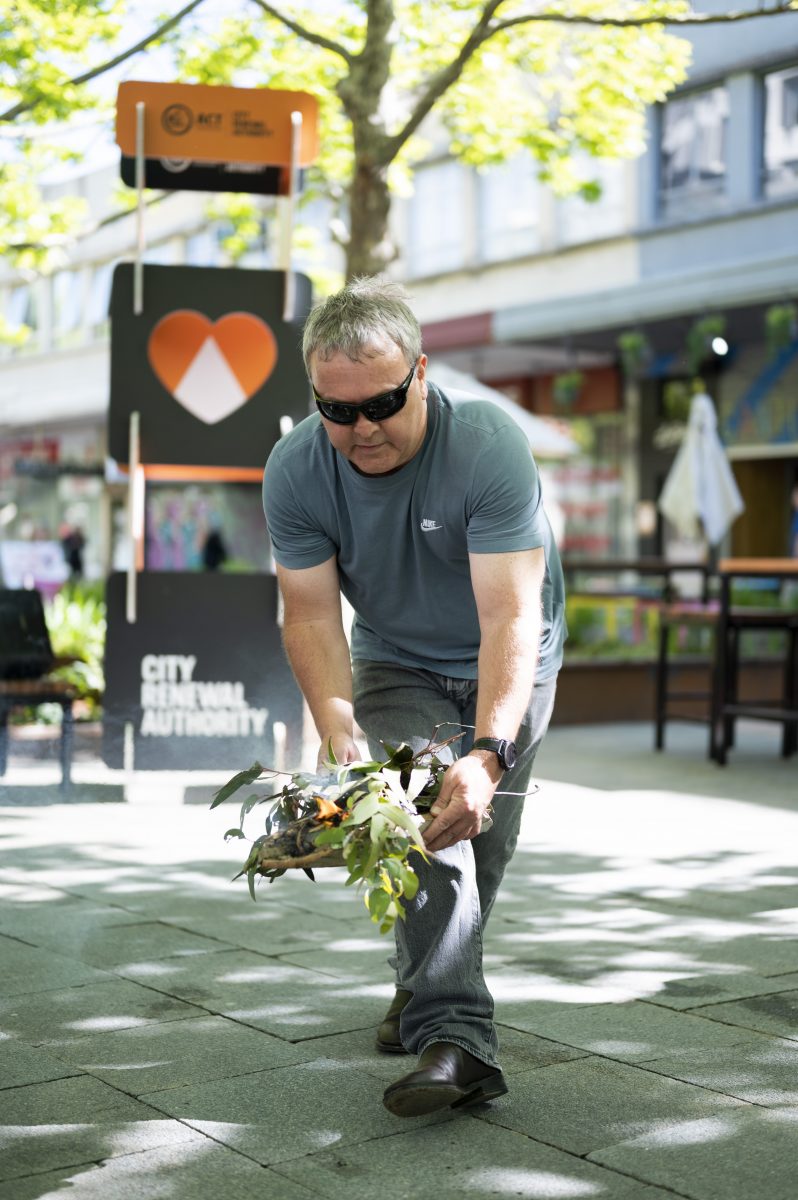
left=281, top=110, right=303, bottom=323
left=126, top=411, right=142, bottom=624
left=134, top=101, right=146, bottom=315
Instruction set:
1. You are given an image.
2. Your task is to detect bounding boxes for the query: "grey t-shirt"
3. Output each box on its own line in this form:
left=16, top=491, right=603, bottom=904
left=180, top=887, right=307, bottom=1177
left=263, top=384, right=565, bottom=680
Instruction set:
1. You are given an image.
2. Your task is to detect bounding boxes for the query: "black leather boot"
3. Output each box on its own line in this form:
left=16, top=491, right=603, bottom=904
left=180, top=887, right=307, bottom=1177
left=383, top=1041, right=508, bottom=1117
left=375, top=987, right=412, bottom=1054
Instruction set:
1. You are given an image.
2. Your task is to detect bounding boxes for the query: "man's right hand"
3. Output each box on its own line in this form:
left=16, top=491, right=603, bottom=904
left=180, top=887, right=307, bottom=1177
left=317, top=733, right=363, bottom=773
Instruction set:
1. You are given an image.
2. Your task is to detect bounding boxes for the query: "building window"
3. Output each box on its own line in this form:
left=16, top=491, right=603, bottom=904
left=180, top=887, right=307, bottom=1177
left=2, top=284, right=38, bottom=353
left=406, top=159, right=467, bottom=276
left=558, top=158, right=627, bottom=246
left=659, top=86, right=729, bottom=219
left=763, top=64, right=798, bottom=198
left=86, top=262, right=112, bottom=336
left=52, top=270, right=85, bottom=345
left=478, top=156, right=540, bottom=260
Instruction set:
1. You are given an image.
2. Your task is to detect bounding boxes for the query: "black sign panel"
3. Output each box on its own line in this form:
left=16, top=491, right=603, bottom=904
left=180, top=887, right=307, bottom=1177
left=120, top=156, right=304, bottom=195
left=108, top=263, right=312, bottom=467
left=102, top=571, right=303, bottom=770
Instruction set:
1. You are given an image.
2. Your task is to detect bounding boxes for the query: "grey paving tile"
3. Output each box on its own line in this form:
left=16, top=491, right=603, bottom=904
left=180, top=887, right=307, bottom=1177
left=690, top=989, right=798, bottom=1042
left=638, top=970, right=798, bottom=1011
left=487, top=950, right=715, bottom=1008
left=281, top=1022, right=587, bottom=1086
left=620, top=883, right=798, bottom=919
left=0, top=935, right=112, bottom=997
left=0, top=1075, right=197, bottom=1182
left=476, top=1054, right=746, bottom=1155
left=0, top=1140, right=318, bottom=1200
left=644, top=1036, right=798, bottom=1106
left=55, top=921, right=229, bottom=968
left=273, top=942, right=398, bottom=982
left=159, top=901, right=376, bottom=958
left=0, top=979, right=207, bottom=1045
left=498, top=999, right=773, bottom=1062
left=50, top=1014, right=308, bottom=1094
left=0, top=1037, right=80, bottom=1090
left=0, top=898, right=143, bottom=955
left=140, top=1057, right=452, bottom=1166
left=272, top=1112, right=683, bottom=1200
left=113, top=949, right=393, bottom=1040
left=589, top=1107, right=798, bottom=1200
left=642, top=932, right=798, bottom=977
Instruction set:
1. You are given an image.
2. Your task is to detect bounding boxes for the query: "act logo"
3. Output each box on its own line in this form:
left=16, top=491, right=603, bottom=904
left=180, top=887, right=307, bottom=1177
left=161, top=104, right=193, bottom=136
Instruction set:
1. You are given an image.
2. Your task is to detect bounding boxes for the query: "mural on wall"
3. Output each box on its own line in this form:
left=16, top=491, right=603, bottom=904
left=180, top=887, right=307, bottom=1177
left=720, top=343, right=798, bottom=449
left=145, top=483, right=270, bottom=573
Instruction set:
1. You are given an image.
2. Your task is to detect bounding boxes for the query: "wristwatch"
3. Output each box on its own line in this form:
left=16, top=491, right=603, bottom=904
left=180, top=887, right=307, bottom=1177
left=471, top=737, right=517, bottom=772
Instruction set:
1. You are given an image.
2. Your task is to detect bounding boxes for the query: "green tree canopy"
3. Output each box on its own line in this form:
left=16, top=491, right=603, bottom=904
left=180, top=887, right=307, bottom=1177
left=1, top=0, right=795, bottom=282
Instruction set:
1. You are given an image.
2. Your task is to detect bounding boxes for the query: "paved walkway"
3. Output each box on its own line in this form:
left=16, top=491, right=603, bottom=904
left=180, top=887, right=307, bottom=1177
left=0, top=721, right=796, bottom=1199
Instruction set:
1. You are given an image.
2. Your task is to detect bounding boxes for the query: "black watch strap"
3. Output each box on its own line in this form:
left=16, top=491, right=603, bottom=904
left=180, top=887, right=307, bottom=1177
left=472, top=737, right=517, bottom=771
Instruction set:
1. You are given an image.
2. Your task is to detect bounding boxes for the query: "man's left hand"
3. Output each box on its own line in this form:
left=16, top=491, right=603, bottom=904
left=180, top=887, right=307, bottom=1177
left=422, top=755, right=499, bottom=852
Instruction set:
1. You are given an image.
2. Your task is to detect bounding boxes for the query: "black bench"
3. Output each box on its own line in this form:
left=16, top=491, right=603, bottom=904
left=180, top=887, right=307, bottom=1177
left=0, top=589, right=77, bottom=791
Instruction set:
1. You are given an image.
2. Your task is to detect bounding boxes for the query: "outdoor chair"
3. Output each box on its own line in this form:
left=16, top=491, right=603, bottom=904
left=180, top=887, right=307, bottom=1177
left=655, top=561, right=798, bottom=764
left=0, top=588, right=78, bottom=790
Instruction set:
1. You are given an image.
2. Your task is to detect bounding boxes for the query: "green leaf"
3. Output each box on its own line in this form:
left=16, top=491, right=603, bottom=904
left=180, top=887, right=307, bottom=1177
left=400, top=865, right=420, bottom=901
left=367, top=888, right=391, bottom=923
left=405, top=768, right=432, bottom=804
left=313, top=826, right=346, bottom=846
left=223, top=828, right=246, bottom=841
left=239, top=792, right=266, bottom=830
left=349, top=793, right=381, bottom=824
left=210, top=762, right=263, bottom=808
left=247, top=868, right=258, bottom=901
left=386, top=743, right=415, bottom=768
left=381, top=803, right=426, bottom=850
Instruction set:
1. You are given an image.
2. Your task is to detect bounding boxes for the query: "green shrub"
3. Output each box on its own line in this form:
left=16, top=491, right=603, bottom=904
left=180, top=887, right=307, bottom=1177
left=45, top=582, right=106, bottom=719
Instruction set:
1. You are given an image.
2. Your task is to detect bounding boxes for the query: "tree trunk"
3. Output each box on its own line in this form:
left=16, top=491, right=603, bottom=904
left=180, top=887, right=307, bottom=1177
left=335, top=0, right=397, bottom=279
left=345, top=155, right=394, bottom=279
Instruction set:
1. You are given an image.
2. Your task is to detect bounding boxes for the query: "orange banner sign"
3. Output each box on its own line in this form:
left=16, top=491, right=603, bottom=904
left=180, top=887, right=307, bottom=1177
left=116, top=81, right=319, bottom=167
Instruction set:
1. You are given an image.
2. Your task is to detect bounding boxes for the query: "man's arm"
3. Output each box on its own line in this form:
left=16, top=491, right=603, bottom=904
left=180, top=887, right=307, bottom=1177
left=276, top=557, right=362, bottom=767
left=422, top=546, right=545, bottom=852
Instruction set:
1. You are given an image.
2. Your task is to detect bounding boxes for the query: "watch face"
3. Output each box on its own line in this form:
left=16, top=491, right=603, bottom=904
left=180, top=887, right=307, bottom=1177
left=502, top=741, right=517, bottom=770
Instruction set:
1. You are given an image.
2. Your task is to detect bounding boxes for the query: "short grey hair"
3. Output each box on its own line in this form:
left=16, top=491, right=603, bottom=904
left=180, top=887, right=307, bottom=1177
left=302, top=277, right=422, bottom=372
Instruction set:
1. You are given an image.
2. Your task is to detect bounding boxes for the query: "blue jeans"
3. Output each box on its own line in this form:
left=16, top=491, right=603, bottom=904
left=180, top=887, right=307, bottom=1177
left=352, top=660, right=558, bottom=1069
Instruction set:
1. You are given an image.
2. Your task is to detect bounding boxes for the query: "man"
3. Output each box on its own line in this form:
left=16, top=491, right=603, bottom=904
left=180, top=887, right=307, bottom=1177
left=263, top=278, right=565, bottom=1118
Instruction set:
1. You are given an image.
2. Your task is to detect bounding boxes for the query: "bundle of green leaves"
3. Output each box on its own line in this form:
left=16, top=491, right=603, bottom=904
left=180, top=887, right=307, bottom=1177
left=210, top=735, right=465, bottom=934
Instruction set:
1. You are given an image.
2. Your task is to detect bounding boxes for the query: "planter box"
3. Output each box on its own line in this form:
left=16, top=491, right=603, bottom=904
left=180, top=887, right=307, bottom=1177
left=551, top=657, right=784, bottom=725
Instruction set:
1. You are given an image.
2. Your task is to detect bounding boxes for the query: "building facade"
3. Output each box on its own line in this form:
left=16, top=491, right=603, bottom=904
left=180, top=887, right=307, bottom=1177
left=392, top=4, right=798, bottom=561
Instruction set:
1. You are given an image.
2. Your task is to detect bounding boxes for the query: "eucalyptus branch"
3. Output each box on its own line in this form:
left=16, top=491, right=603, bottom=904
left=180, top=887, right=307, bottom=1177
left=491, top=1, right=796, bottom=32
left=250, top=0, right=354, bottom=62
left=0, top=0, right=209, bottom=124
left=384, top=0, right=504, bottom=159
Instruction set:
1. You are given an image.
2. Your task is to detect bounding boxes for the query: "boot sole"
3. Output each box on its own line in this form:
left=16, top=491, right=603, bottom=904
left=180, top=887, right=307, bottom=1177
left=375, top=1038, right=410, bottom=1055
left=383, top=1074, right=508, bottom=1117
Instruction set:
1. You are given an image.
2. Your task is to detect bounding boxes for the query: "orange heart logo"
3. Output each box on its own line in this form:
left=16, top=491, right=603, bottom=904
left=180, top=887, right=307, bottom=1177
left=147, top=310, right=278, bottom=424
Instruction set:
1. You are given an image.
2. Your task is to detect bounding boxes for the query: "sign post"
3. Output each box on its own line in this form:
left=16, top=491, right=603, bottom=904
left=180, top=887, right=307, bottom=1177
left=105, top=80, right=320, bottom=775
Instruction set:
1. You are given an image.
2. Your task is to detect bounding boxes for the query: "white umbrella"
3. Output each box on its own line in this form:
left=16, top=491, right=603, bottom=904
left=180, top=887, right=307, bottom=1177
left=428, top=362, right=579, bottom=459
left=658, top=392, right=744, bottom=546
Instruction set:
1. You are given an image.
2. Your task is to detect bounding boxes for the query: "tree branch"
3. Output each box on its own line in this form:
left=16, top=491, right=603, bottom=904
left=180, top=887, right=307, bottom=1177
left=0, top=0, right=209, bottom=123
left=492, top=2, right=796, bottom=32
left=249, top=0, right=353, bottom=62
left=383, top=0, right=505, bottom=160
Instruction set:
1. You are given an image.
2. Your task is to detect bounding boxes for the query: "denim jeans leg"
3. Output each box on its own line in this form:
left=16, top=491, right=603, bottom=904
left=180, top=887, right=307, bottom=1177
left=352, top=660, right=498, bottom=1066
left=473, top=674, right=558, bottom=926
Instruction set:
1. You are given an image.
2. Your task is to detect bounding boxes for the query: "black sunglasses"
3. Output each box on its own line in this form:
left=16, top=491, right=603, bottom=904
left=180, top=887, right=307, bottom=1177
left=313, top=363, right=417, bottom=425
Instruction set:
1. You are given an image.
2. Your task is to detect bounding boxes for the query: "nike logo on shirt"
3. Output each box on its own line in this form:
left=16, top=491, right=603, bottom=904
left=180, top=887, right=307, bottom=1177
left=420, top=518, right=442, bottom=531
